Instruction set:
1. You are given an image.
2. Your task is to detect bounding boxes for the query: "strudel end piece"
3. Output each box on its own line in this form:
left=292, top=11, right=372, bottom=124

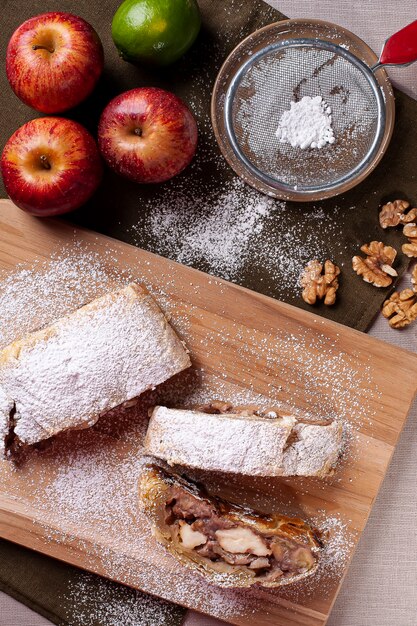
left=144, top=402, right=343, bottom=477
left=0, top=283, right=190, bottom=455
left=140, top=464, right=322, bottom=588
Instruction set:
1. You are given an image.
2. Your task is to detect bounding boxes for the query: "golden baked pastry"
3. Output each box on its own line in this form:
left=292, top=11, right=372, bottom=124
left=140, top=464, right=322, bottom=588
left=144, top=402, right=343, bottom=477
left=0, top=283, right=190, bottom=455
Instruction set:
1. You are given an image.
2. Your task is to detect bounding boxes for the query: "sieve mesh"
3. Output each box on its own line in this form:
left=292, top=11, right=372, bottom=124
left=228, top=42, right=384, bottom=191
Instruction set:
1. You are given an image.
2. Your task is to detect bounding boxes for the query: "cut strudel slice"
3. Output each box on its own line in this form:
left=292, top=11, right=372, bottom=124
left=144, top=402, right=343, bottom=477
left=0, top=283, right=190, bottom=455
left=140, top=464, right=322, bottom=588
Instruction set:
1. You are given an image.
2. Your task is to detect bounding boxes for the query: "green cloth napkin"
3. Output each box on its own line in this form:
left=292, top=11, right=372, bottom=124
left=0, top=1, right=281, bottom=625
left=0, top=538, right=186, bottom=625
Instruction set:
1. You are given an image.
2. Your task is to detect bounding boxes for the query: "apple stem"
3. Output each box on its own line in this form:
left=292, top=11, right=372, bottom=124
left=32, top=44, right=55, bottom=53
left=40, top=155, right=51, bottom=170
left=134, top=128, right=142, bottom=137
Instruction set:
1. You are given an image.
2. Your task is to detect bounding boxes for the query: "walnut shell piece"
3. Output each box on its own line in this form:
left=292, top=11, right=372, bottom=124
left=402, top=223, right=417, bottom=258
left=382, top=289, right=417, bottom=328
left=379, top=199, right=417, bottom=229
left=300, top=260, right=340, bottom=306
left=352, top=241, right=398, bottom=288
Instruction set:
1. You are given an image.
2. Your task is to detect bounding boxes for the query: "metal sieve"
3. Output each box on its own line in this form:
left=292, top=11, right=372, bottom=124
left=211, top=19, right=417, bottom=202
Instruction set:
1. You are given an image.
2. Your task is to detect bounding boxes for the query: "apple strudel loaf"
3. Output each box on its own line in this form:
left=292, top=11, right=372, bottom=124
left=140, top=464, right=322, bottom=587
left=144, top=402, right=343, bottom=477
left=0, top=283, right=190, bottom=456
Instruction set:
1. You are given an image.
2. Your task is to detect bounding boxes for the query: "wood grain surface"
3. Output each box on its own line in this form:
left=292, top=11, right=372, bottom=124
left=0, top=199, right=416, bottom=626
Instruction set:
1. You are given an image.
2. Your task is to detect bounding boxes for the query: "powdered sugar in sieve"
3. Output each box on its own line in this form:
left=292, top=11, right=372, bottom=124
left=227, top=41, right=385, bottom=191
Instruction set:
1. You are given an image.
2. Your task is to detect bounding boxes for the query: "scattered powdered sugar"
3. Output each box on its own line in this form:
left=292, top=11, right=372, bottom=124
left=276, top=96, right=335, bottom=149
left=131, top=176, right=348, bottom=293
left=37, top=437, right=147, bottom=531
left=64, top=573, right=183, bottom=626
left=184, top=323, right=379, bottom=431
left=0, top=242, right=197, bottom=350
left=0, top=244, right=130, bottom=348
left=134, top=177, right=276, bottom=282
left=318, top=515, right=356, bottom=576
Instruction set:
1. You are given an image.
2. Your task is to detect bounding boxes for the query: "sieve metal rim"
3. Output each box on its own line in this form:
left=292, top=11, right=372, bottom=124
left=224, top=38, right=386, bottom=195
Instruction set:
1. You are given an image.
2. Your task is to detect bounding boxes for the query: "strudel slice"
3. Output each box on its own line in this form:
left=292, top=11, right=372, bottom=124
left=140, top=464, right=322, bottom=587
left=0, top=283, right=190, bottom=455
left=145, top=402, right=342, bottom=477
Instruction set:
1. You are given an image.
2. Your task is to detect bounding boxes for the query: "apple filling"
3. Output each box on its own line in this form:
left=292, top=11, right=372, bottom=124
left=165, top=485, right=317, bottom=582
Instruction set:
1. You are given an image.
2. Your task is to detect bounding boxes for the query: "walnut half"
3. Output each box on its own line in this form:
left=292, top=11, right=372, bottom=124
left=382, top=266, right=417, bottom=329
left=379, top=199, right=417, bottom=229
left=382, top=290, right=417, bottom=328
left=352, top=241, right=398, bottom=288
left=402, top=223, right=417, bottom=258
left=300, top=260, right=340, bottom=306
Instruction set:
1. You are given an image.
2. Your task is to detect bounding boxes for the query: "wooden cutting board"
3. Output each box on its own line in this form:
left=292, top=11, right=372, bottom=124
left=0, top=198, right=416, bottom=626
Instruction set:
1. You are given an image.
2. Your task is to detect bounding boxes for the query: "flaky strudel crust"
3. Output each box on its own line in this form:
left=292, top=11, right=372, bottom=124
left=0, top=283, right=190, bottom=456
left=145, top=402, right=343, bottom=477
left=140, top=464, right=322, bottom=588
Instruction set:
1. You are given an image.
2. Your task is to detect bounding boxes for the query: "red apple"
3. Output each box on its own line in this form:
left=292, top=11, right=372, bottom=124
left=1, top=117, right=103, bottom=216
left=98, top=87, right=198, bottom=184
left=6, top=12, right=104, bottom=113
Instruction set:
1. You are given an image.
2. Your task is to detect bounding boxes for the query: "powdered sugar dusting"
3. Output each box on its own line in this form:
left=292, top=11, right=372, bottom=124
left=0, top=284, right=190, bottom=449
left=0, top=246, right=378, bottom=623
left=0, top=245, right=129, bottom=348
left=39, top=437, right=147, bottom=531
left=145, top=407, right=342, bottom=477
left=319, top=515, right=356, bottom=576
left=135, top=178, right=276, bottom=282
left=276, top=514, right=356, bottom=603
left=131, top=177, right=348, bottom=293
left=64, top=573, right=184, bottom=626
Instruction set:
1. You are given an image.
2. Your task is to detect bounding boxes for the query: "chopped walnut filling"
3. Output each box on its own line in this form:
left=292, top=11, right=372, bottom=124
left=165, top=485, right=317, bottom=582
left=216, top=527, right=271, bottom=557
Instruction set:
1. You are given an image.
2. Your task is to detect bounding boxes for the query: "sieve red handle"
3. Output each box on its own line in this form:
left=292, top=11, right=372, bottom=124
left=379, top=20, right=417, bottom=67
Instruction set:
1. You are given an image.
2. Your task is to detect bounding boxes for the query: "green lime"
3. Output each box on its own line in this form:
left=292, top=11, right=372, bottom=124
left=112, top=0, right=201, bottom=66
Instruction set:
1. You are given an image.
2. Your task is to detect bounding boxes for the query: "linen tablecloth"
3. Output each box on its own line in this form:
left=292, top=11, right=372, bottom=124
left=1, top=1, right=416, bottom=625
